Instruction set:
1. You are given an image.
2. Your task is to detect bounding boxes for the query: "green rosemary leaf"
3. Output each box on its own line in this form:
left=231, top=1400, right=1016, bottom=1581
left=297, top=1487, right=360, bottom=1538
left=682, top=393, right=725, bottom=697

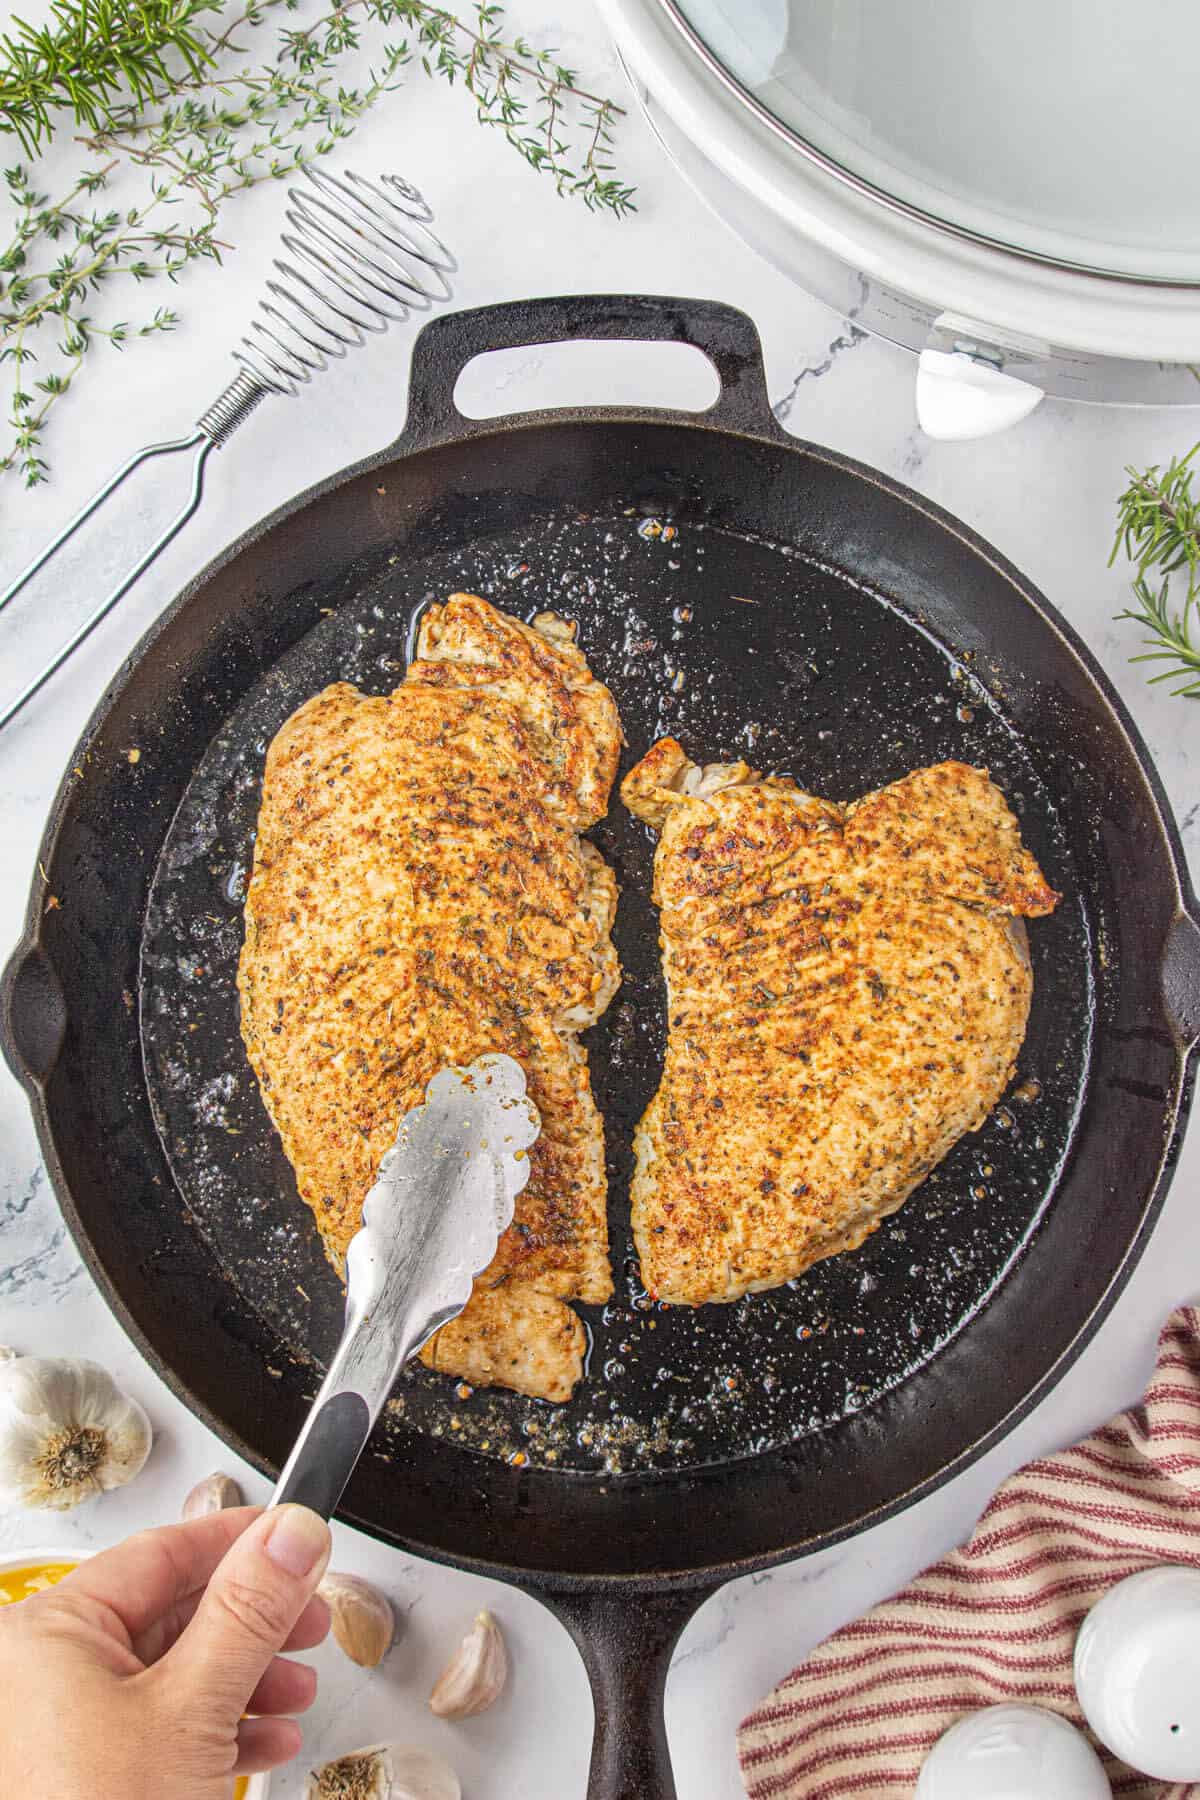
left=1112, top=458, right=1200, bottom=699
left=0, top=0, right=224, bottom=155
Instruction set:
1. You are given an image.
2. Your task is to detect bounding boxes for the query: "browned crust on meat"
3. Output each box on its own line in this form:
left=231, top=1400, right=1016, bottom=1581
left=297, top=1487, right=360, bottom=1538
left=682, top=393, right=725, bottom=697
left=238, top=595, right=620, bottom=1401
left=622, top=742, right=1059, bottom=1306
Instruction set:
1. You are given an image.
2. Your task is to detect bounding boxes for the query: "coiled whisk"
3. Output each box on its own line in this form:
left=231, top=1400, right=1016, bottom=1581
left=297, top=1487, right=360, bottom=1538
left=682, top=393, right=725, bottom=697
left=0, top=167, right=455, bottom=731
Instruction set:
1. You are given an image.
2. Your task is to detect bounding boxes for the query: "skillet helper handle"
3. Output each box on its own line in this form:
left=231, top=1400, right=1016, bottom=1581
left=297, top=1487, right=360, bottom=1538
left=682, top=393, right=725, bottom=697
left=1163, top=908, right=1200, bottom=1048
left=0, top=939, right=68, bottom=1089
left=535, top=1583, right=716, bottom=1800
left=401, top=294, right=778, bottom=443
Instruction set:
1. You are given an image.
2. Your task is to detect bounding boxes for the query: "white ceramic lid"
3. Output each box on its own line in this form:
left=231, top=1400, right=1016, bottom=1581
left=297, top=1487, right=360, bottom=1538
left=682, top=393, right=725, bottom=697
left=1074, top=1567, right=1200, bottom=1781
left=599, top=0, right=1200, bottom=361
left=916, top=1706, right=1111, bottom=1800
left=671, top=0, right=1200, bottom=283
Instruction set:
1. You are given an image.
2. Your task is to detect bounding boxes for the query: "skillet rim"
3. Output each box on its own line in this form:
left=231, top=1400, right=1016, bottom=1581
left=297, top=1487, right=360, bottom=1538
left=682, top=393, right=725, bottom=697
left=4, top=343, right=1198, bottom=1592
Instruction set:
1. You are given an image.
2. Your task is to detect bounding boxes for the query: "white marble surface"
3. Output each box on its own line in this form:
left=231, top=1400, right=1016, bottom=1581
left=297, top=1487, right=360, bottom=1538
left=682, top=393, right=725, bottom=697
left=1, top=2, right=1198, bottom=1796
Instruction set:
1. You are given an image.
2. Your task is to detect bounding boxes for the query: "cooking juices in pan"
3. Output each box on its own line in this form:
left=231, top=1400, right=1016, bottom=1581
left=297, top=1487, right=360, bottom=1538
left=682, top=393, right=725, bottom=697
left=140, top=510, right=1090, bottom=1476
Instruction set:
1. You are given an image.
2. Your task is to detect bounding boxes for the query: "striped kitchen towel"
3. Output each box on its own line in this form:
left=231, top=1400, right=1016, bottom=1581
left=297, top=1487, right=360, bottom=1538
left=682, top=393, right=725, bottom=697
left=738, top=1306, right=1200, bottom=1800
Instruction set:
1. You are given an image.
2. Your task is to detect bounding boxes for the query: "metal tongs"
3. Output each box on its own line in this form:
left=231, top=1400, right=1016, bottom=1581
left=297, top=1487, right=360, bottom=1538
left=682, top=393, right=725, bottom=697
left=270, top=1053, right=539, bottom=1518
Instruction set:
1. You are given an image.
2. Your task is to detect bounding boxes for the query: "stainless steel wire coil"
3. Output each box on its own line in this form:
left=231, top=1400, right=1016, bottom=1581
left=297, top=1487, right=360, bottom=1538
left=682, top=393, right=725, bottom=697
left=234, top=168, right=454, bottom=397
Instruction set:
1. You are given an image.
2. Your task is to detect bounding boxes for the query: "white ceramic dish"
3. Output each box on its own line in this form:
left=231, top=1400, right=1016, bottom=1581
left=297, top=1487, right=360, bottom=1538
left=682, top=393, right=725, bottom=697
left=597, top=0, right=1200, bottom=433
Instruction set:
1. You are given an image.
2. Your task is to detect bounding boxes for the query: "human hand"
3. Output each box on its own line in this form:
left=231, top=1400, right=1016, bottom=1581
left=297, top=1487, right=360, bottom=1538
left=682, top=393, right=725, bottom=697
left=0, top=1504, right=332, bottom=1799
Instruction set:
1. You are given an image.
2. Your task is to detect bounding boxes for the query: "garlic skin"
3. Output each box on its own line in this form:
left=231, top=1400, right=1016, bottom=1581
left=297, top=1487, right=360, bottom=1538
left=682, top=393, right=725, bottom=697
left=181, top=1471, right=243, bottom=1519
left=306, top=1745, right=460, bottom=1800
left=429, top=1610, right=508, bottom=1718
left=0, top=1356, right=152, bottom=1511
left=319, top=1572, right=395, bottom=1668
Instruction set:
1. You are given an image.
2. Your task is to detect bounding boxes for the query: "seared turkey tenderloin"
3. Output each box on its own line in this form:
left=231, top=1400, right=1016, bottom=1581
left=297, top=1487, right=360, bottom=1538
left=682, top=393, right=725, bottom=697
left=622, top=742, right=1058, bottom=1307
left=239, top=594, right=621, bottom=1401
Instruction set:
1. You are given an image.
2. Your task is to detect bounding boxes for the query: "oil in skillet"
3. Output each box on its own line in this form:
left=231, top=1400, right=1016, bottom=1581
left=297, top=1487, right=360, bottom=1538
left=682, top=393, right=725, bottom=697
left=140, top=507, right=1089, bottom=1478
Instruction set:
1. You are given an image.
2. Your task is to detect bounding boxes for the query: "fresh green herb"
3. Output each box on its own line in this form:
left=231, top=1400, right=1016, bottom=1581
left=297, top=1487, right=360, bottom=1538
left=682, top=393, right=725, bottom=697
left=1112, top=443, right=1200, bottom=698
left=1, top=0, right=633, bottom=485
left=287, top=2, right=636, bottom=215
left=0, top=0, right=221, bottom=156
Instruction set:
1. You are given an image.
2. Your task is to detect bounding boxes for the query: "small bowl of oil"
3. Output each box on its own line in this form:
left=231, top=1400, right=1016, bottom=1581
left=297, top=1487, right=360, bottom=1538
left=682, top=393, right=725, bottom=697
left=0, top=1548, right=269, bottom=1799
left=0, top=1546, right=80, bottom=1606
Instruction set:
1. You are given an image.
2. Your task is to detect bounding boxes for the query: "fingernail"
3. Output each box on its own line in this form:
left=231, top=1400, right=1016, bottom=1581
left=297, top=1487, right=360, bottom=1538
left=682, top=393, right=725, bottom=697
left=264, top=1504, right=331, bottom=1577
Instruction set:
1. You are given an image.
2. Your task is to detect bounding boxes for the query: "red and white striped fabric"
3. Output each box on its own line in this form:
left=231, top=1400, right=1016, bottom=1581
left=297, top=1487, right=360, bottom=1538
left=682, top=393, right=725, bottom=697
left=738, top=1306, right=1200, bottom=1800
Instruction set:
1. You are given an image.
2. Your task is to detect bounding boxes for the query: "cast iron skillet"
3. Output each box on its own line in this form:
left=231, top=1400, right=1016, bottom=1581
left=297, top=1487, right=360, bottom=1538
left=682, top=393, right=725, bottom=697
left=4, top=296, right=1199, bottom=1799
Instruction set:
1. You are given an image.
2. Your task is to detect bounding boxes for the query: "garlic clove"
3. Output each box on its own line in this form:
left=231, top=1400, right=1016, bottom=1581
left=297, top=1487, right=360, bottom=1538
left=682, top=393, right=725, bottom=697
left=318, top=1572, right=395, bottom=1668
left=428, top=1609, right=508, bottom=1719
left=0, top=1346, right=18, bottom=1361
left=181, top=1472, right=244, bottom=1519
left=306, top=1745, right=460, bottom=1800
left=0, top=1356, right=152, bottom=1511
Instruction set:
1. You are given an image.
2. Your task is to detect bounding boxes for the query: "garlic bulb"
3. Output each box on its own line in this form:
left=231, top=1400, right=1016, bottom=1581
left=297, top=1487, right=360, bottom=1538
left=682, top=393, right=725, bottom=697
left=319, top=1572, right=395, bottom=1668
left=181, top=1471, right=243, bottom=1519
left=0, top=1355, right=152, bottom=1510
left=306, top=1745, right=460, bottom=1800
left=429, top=1610, right=508, bottom=1718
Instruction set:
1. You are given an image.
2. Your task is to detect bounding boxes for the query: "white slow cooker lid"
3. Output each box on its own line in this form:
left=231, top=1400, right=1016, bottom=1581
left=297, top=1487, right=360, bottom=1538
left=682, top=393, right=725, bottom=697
left=601, top=0, right=1200, bottom=362
left=675, top=0, right=1200, bottom=284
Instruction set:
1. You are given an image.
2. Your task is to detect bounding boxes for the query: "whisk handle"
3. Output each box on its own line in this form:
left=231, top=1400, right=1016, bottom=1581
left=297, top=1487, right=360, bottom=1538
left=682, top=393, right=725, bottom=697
left=0, top=431, right=214, bottom=732
left=401, top=294, right=779, bottom=444
left=0, top=370, right=269, bottom=734
left=1, top=430, right=206, bottom=617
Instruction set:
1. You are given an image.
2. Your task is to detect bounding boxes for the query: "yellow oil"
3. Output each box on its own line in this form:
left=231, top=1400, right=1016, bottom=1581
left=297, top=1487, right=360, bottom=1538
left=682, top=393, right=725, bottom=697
left=1, top=1565, right=248, bottom=1799
left=0, top=1561, right=77, bottom=1604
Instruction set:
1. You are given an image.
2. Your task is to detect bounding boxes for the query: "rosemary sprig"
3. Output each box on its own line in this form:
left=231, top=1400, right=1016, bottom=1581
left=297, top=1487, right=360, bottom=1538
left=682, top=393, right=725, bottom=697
left=1112, top=444, right=1200, bottom=699
left=1, top=0, right=634, bottom=485
left=0, top=0, right=222, bottom=156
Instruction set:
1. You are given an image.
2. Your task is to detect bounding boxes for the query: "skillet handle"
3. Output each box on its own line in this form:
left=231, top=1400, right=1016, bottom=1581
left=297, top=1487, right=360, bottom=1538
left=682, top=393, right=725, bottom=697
left=400, top=295, right=778, bottom=444
left=1, top=939, right=68, bottom=1090
left=1163, top=908, right=1200, bottom=1048
left=532, top=1582, right=719, bottom=1800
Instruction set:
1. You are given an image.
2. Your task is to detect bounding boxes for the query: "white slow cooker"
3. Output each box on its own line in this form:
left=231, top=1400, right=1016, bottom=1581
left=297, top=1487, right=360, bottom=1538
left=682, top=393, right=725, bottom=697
left=597, top=0, right=1200, bottom=436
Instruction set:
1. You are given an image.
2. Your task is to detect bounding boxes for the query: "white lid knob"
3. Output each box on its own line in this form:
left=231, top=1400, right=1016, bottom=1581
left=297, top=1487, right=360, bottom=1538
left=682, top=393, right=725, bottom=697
left=1075, top=1566, right=1200, bottom=1781
left=915, top=349, right=1045, bottom=440
left=916, top=1705, right=1111, bottom=1800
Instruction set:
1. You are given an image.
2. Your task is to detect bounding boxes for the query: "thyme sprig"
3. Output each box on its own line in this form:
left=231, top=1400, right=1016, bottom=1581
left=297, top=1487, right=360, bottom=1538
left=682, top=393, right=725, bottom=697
left=1112, top=444, right=1200, bottom=699
left=1, top=0, right=633, bottom=485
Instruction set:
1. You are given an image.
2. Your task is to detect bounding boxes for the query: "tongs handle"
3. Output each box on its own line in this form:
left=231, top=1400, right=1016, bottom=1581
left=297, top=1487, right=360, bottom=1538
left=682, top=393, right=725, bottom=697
left=267, top=1053, right=536, bottom=1520
left=0, top=430, right=213, bottom=732
left=269, top=1288, right=436, bottom=1520
left=270, top=1390, right=374, bottom=1520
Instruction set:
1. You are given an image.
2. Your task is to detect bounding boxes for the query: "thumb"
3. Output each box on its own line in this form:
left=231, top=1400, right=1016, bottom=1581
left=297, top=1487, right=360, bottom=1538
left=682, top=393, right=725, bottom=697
left=158, top=1504, right=331, bottom=1717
